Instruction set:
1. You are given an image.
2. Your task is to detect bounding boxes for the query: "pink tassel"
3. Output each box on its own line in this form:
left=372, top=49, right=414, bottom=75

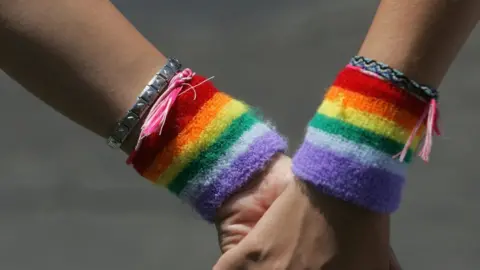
left=135, top=69, right=194, bottom=150
left=135, top=69, right=214, bottom=150
left=418, top=99, right=440, bottom=162
left=346, top=63, right=441, bottom=162
left=393, top=99, right=440, bottom=162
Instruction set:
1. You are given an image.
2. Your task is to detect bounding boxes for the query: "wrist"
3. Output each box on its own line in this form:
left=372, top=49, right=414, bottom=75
left=295, top=180, right=390, bottom=269
left=292, top=56, right=442, bottom=213
left=127, top=73, right=287, bottom=221
left=293, top=66, right=427, bottom=213
left=216, top=154, right=293, bottom=222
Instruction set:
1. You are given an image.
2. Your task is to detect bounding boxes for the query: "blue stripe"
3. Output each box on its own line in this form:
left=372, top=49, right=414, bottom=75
left=305, top=126, right=406, bottom=176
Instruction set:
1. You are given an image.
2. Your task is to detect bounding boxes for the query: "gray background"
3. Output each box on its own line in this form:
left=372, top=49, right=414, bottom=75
left=0, top=0, right=479, bottom=269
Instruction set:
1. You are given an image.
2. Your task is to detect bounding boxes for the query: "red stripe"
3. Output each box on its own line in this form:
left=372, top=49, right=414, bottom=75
left=128, top=75, right=218, bottom=175
left=333, top=68, right=426, bottom=117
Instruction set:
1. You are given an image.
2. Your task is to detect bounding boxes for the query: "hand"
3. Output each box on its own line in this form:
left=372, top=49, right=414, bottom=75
left=215, top=154, right=294, bottom=253
left=214, top=179, right=337, bottom=269
left=215, top=155, right=402, bottom=269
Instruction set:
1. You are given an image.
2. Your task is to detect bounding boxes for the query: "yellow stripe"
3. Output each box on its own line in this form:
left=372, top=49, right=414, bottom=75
left=325, top=86, right=420, bottom=130
left=317, top=99, right=421, bottom=145
left=143, top=92, right=231, bottom=181
left=157, top=99, right=248, bottom=185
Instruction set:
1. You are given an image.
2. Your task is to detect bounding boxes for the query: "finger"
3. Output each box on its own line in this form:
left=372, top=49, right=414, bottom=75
left=215, top=222, right=251, bottom=254
left=214, top=235, right=265, bottom=270
left=213, top=248, right=248, bottom=270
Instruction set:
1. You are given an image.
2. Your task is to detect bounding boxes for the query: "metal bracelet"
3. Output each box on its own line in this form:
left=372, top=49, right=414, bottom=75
left=107, top=58, right=182, bottom=149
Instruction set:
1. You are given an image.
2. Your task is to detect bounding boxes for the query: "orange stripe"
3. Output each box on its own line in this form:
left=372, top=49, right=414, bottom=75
left=142, top=92, right=232, bottom=181
left=325, top=86, right=421, bottom=130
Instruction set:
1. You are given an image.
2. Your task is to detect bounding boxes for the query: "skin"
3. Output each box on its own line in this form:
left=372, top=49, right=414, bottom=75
left=0, top=0, right=478, bottom=269
left=216, top=163, right=392, bottom=270
left=216, top=0, right=480, bottom=269
left=0, top=0, right=166, bottom=143
left=358, top=0, right=480, bottom=88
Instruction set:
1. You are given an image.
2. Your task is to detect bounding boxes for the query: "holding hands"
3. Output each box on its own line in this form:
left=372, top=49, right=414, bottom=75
left=1, top=0, right=479, bottom=269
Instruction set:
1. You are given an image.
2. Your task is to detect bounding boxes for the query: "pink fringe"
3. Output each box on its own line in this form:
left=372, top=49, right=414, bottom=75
left=394, top=99, right=440, bottom=162
left=347, top=63, right=441, bottom=162
left=135, top=69, right=213, bottom=150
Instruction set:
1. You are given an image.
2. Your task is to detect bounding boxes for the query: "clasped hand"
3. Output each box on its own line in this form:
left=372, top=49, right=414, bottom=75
left=213, top=155, right=400, bottom=270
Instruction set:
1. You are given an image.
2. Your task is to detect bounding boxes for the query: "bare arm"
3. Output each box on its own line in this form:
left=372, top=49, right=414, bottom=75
left=215, top=1, right=479, bottom=269
left=321, top=0, right=479, bottom=268
left=0, top=0, right=165, bottom=153
left=0, top=0, right=478, bottom=269
left=0, top=2, right=293, bottom=270
left=359, top=0, right=479, bottom=87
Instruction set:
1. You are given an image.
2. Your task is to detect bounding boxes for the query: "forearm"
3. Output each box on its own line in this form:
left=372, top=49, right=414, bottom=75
left=294, top=0, right=479, bottom=268
left=359, top=0, right=480, bottom=87
left=0, top=0, right=166, bottom=144
left=0, top=0, right=287, bottom=224
left=301, top=183, right=391, bottom=269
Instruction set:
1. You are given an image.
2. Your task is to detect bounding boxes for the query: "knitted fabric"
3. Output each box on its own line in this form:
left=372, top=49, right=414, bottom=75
left=128, top=75, right=287, bottom=221
left=349, top=56, right=439, bottom=100
left=292, top=67, right=426, bottom=213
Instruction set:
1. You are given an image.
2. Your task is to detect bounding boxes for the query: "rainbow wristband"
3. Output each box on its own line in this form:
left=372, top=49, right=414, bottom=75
left=129, top=75, right=287, bottom=221
left=292, top=67, right=426, bottom=213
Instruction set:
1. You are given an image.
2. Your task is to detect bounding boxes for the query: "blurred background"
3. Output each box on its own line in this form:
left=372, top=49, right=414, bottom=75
left=0, top=0, right=479, bottom=269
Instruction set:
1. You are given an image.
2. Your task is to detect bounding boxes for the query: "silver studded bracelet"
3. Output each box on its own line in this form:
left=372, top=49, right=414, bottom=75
left=107, top=58, right=182, bottom=149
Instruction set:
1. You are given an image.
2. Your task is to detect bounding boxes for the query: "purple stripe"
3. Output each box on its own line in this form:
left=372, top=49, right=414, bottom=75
left=292, top=141, right=404, bottom=213
left=194, top=131, right=287, bottom=222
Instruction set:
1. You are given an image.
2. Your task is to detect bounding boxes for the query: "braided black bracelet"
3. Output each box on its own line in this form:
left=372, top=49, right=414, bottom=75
left=349, top=56, right=439, bottom=101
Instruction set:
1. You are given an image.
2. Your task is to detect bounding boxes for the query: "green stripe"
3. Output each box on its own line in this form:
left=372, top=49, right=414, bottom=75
left=168, top=110, right=260, bottom=194
left=310, top=113, right=413, bottom=162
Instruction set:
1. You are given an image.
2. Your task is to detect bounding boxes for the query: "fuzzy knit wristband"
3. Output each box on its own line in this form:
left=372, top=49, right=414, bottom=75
left=128, top=75, right=287, bottom=221
left=292, top=67, right=426, bottom=213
